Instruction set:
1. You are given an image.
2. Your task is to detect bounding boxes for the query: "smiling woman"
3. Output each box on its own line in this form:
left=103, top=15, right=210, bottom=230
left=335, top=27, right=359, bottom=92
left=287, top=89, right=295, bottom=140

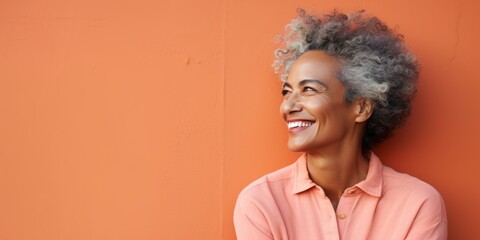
left=234, top=9, right=447, bottom=240
left=280, top=51, right=359, bottom=154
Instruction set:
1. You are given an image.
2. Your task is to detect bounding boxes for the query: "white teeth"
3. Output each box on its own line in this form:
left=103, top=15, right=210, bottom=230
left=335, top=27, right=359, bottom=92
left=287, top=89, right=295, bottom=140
left=288, top=121, right=313, bottom=129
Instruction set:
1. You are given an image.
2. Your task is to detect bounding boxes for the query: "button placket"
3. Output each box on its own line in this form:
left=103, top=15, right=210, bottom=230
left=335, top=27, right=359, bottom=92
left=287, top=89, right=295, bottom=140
left=335, top=191, right=359, bottom=238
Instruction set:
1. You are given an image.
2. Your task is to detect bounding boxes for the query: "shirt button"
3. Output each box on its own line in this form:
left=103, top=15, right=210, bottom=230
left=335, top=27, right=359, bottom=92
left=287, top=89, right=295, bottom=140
left=337, top=214, right=347, bottom=219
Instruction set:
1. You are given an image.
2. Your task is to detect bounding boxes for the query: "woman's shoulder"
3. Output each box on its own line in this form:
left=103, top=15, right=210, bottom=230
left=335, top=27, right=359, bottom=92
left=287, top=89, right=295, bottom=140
left=380, top=165, right=447, bottom=221
left=235, top=160, right=298, bottom=208
left=377, top=166, right=448, bottom=237
left=233, top=161, right=300, bottom=239
left=239, top=162, right=295, bottom=194
left=382, top=165, right=443, bottom=199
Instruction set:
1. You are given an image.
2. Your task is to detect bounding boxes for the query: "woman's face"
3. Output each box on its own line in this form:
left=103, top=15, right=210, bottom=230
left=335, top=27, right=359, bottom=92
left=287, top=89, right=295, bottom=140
left=280, top=51, right=358, bottom=153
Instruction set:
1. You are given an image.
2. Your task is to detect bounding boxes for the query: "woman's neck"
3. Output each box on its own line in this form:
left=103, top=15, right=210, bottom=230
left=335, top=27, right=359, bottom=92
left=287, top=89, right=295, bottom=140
left=306, top=147, right=369, bottom=210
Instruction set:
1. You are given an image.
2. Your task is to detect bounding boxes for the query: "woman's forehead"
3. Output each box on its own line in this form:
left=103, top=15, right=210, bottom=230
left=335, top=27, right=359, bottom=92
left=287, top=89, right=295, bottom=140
left=285, top=51, right=341, bottom=85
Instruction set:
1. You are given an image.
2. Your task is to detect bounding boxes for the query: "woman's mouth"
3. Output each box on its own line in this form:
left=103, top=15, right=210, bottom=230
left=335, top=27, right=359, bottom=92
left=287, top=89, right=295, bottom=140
left=287, top=120, right=315, bottom=133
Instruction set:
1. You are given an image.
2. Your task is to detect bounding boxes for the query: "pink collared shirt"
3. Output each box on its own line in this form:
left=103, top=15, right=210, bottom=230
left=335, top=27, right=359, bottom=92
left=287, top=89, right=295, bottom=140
left=234, top=153, right=447, bottom=240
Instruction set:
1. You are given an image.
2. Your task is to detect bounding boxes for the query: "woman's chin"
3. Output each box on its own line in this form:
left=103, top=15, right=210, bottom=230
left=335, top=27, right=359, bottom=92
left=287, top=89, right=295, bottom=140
left=287, top=140, right=309, bottom=152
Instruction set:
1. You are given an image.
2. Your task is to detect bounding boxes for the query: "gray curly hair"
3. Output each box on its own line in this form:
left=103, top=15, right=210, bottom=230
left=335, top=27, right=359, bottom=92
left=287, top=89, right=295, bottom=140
left=274, top=9, right=419, bottom=149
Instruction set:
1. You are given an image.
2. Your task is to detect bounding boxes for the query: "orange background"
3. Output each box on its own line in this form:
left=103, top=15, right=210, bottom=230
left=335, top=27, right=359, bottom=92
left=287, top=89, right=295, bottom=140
left=1, top=0, right=479, bottom=239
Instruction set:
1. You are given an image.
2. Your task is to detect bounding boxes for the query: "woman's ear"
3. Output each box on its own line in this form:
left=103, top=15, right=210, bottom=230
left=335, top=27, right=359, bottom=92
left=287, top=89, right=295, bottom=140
left=354, top=98, right=374, bottom=123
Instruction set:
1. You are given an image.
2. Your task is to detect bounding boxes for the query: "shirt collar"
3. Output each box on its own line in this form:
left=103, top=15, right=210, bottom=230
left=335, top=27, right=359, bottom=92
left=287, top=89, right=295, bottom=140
left=354, top=152, right=383, bottom=197
left=291, top=154, right=317, bottom=194
left=291, top=152, right=384, bottom=197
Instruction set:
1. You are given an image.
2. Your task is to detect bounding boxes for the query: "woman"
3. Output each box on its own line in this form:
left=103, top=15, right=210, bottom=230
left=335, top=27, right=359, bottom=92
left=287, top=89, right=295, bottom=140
left=234, top=9, right=447, bottom=240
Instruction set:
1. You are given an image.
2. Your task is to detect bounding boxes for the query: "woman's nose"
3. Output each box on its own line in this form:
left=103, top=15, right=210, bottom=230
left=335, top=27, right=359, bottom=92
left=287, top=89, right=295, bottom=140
left=280, top=93, right=302, bottom=114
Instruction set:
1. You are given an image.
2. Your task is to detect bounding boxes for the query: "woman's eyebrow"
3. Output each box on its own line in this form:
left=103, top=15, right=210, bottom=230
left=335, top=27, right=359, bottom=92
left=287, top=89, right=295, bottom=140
left=299, top=79, right=327, bottom=88
left=282, top=82, right=292, bottom=89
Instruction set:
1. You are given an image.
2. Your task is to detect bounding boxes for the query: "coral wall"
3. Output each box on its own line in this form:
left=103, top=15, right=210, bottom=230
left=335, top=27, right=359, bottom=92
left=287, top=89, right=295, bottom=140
left=1, top=0, right=479, bottom=239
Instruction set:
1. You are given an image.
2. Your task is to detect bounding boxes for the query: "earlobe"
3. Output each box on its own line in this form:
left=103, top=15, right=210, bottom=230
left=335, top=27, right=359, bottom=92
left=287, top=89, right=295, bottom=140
left=355, top=98, right=374, bottom=123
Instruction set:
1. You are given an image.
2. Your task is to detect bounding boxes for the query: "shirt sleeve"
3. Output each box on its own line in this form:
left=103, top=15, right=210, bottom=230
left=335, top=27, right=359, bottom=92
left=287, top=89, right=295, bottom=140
left=233, top=193, right=274, bottom=240
left=405, top=189, right=448, bottom=240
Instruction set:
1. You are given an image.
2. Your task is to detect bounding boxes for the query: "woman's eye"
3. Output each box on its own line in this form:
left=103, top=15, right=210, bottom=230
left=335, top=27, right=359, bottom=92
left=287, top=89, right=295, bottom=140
left=281, top=89, right=291, bottom=96
left=303, top=87, right=317, bottom=92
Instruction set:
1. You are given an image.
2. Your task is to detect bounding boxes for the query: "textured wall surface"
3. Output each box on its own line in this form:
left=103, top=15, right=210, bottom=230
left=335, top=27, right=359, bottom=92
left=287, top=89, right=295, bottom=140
left=1, top=0, right=479, bottom=239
